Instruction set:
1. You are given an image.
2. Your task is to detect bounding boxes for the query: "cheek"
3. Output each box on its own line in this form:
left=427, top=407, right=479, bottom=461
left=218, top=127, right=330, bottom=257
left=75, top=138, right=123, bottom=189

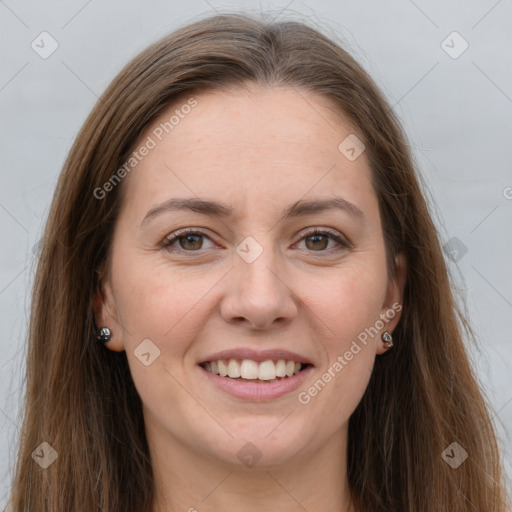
left=292, top=258, right=386, bottom=415
left=299, top=257, right=388, bottom=344
left=111, top=249, right=212, bottom=341
left=109, top=254, right=209, bottom=412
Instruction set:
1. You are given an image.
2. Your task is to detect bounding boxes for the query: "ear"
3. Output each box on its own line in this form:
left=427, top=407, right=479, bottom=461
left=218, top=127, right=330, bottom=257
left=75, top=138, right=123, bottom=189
left=93, top=268, right=126, bottom=352
left=376, top=252, right=406, bottom=355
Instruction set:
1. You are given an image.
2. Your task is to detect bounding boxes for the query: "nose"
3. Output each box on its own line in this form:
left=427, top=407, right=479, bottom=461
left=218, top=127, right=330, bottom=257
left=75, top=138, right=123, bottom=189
left=220, top=247, right=298, bottom=331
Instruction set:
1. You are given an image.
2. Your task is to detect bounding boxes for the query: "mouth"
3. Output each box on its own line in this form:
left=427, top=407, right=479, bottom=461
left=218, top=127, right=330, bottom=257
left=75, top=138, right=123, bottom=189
left=199, top=358, right=313, bottom=383
left=196, top=348, right=315, bottom=401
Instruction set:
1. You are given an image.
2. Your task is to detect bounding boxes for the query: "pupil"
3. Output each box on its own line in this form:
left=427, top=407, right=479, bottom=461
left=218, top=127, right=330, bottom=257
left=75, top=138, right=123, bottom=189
left=181, top=234, right=202, bottom=250
left=306, top=235, right=327, bottom=250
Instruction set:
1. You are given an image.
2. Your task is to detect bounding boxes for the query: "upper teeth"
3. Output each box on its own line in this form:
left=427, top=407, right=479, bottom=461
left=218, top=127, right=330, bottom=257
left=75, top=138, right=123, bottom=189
left=203, top=359, right=302, bottom=380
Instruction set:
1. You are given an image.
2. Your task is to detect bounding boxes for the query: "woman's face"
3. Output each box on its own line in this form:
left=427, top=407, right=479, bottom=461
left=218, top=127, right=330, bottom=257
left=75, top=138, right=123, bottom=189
left=95, top=85, right=405, bottom=468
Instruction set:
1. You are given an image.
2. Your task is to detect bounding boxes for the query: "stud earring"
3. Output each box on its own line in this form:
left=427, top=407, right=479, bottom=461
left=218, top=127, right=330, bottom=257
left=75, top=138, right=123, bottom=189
left=97, top=327, right=112, bottom=343
left=382, top=331, right=393, bottom=348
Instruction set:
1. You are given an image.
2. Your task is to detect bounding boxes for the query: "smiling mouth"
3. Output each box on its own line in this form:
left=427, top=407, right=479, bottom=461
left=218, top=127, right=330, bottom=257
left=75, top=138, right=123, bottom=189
left=200, top=359, right=312, bottom=383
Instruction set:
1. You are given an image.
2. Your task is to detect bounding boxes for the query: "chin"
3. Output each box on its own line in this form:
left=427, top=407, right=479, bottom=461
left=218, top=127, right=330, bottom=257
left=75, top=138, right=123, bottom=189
left=199, top=420, right=315, bottom=469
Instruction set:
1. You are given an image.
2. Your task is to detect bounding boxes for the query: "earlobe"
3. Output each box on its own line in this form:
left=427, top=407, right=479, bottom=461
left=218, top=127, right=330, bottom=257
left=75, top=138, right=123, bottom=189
left=93, top=272, right=125, bottom=352
left=377, top=252, right=407, bottom=354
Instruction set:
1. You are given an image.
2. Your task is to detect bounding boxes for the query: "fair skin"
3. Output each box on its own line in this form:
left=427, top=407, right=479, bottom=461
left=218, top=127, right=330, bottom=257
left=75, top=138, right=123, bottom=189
left=95, top=85, right=406, bottom=512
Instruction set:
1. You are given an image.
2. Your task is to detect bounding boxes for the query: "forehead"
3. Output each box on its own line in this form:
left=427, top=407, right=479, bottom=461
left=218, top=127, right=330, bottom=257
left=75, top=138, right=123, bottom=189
left=120, top=85, right=375, bottom=219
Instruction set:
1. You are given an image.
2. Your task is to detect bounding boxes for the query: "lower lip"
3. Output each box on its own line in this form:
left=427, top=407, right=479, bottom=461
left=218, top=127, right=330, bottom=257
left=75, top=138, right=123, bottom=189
left=199, top=365, right=314, bottom=402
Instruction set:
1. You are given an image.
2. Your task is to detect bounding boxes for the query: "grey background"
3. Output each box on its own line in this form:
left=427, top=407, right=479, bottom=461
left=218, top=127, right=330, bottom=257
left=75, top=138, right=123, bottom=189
left=1, top=0, right=511, bottom=504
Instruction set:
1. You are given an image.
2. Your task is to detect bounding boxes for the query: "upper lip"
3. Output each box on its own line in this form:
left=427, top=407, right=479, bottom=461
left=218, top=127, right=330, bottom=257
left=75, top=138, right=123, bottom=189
left=198, top=348, right=314, bottom=366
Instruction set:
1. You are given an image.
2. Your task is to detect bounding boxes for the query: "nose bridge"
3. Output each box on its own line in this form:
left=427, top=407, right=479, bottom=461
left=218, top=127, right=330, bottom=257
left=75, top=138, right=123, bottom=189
left=239, top=252, right=281, bottom=294
left=235, top=235, right=285, bottom=300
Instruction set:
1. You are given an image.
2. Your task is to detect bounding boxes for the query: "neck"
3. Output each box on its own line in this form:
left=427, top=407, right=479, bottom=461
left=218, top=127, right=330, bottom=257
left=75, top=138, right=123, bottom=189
left=148, top=420, right=353, bottom=512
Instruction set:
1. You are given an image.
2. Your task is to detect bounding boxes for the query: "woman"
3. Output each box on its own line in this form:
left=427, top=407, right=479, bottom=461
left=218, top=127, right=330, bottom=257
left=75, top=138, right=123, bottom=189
left=7, top=12, right=509, bottom=512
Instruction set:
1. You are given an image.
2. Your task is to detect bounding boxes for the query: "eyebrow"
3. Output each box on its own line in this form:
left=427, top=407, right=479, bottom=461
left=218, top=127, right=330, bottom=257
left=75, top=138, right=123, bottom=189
left=140, top=196, right=364, bottom=227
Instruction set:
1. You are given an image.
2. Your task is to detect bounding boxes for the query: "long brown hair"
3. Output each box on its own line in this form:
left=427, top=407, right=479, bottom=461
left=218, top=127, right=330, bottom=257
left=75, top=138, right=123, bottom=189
left=7, top=12, right=509, bottom=511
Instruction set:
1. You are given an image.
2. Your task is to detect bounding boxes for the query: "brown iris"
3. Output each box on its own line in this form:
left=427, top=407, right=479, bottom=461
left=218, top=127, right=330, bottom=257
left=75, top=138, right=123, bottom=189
left=179, top=234, right=203, bottom=250
left=305, top=234, right=329, bottom=251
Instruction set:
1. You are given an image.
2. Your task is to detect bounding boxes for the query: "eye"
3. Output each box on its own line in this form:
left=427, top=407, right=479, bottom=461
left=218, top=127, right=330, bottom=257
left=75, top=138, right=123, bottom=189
left=295, top=228, right=349, bottom=252
left=162, top=227, right=350, bottom=254
left=162, top=228, right=216, bottom=252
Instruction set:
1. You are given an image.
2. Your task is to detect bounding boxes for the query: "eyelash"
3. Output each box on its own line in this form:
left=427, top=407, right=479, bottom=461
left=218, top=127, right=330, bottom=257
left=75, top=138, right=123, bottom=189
left=161, top=227, right=350, bottom=254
